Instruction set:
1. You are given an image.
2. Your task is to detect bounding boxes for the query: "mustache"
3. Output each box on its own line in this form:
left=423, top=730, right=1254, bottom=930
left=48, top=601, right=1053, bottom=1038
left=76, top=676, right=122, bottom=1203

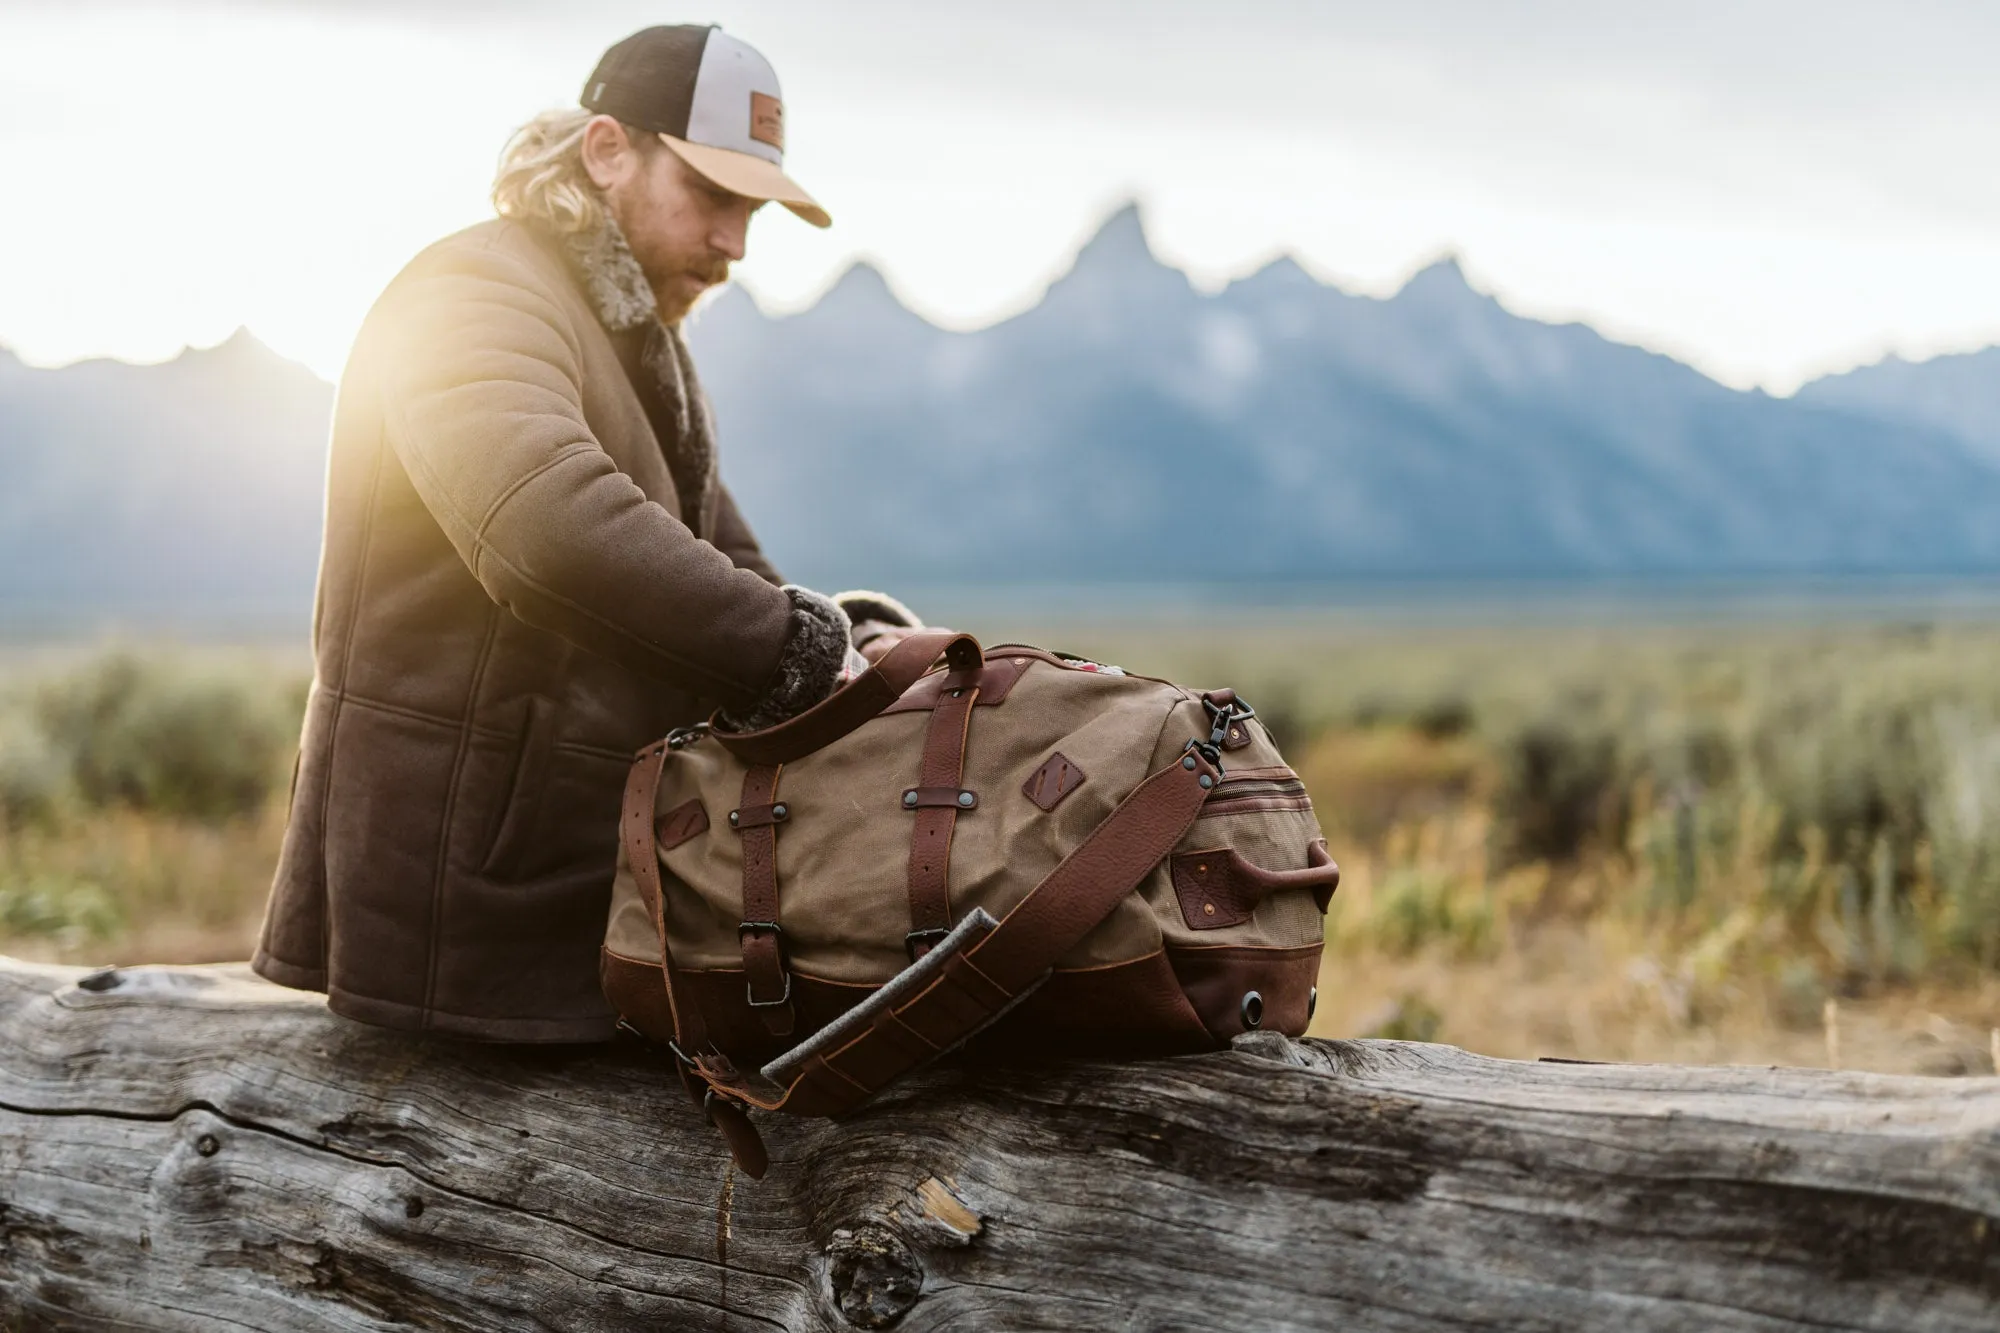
left=686, top=257, right=732, bottom=285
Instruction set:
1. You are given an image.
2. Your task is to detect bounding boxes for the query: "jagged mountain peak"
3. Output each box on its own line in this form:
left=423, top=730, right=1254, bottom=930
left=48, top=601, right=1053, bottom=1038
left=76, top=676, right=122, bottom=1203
left=1395, top=254, right=1484, bottom=304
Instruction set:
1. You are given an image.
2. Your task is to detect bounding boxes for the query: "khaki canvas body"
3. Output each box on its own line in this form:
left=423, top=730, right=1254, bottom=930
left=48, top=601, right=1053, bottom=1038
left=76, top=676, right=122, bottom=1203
left=602, top=641, right=1334, bottom=1088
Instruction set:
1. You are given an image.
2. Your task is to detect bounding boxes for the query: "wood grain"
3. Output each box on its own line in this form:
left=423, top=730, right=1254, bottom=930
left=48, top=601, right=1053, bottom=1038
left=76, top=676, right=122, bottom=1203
left=1, top=957, right=1995, bottom=1330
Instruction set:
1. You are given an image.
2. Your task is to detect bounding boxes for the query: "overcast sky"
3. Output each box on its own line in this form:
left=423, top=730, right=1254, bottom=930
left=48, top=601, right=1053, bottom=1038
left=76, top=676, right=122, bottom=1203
left=2, top=0, right=1997, bottom=391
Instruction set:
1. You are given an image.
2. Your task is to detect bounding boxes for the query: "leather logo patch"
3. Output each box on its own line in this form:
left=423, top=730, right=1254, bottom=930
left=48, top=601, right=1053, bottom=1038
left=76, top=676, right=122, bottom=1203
left=749, top=92, right=785, bottom=152
left=1022, top=752, right=1086, bottom=812
left=655, top=799, right=709, bottom=850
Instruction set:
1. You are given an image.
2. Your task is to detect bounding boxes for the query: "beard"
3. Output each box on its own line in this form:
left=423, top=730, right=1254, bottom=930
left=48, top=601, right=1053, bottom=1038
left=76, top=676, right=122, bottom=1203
left=645, top=254, right=731, bottom=325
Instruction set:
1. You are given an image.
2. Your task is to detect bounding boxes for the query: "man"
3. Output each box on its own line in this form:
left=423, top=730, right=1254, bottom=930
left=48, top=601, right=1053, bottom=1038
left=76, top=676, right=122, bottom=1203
left=254, top=24, right=922, bottom=1042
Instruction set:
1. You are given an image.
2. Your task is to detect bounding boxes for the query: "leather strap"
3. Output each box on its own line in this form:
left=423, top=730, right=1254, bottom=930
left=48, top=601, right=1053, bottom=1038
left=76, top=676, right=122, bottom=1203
left=623, top=717, right=1220, bottom=1174
left=772, top=743, right=1221, bottom=1118
left=619, top=742, right=712, bottom=1075
left=734, top=763, right=794, bottom=1036
left=711, top=630, right=984, bottom=766
left=905, top=675, right=980, bottom=956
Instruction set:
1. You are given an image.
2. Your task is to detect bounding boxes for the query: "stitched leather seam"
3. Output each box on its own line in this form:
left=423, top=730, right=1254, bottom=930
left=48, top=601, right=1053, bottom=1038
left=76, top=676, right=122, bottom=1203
left=422, top=606, right=500, bottom=1023
left=316, top=686, right=630, bottom=762
left=474, top=442, right=601, bottom=541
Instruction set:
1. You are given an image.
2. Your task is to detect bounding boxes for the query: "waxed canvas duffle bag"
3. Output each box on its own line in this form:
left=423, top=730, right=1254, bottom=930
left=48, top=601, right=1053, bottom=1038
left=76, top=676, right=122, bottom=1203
left=603, top=629, right=1338, bottom=1174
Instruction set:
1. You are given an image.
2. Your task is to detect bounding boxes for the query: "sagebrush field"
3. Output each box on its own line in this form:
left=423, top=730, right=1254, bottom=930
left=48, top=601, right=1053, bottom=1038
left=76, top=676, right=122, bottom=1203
left=6, top=617, right=2000, bottom=1075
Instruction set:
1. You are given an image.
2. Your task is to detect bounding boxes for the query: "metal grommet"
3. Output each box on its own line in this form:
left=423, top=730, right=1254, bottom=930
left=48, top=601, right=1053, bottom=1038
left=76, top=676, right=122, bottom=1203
left=902, top=791, right=919, bottom=809
left=1198, top=774, right=1214, bottom=789
left=1307, top=986, right=1318, bottom=1021
left=1240, top=991, right=1264, bottom=1030
left=957, top=791, right=975, bottom=808
left=1182, top=754, right=1198, bottom=770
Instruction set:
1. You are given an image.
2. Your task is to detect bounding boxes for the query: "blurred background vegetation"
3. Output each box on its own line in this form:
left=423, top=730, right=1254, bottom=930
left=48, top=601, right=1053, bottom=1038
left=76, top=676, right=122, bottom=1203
left=5, top=620, right=2000, bottom=1075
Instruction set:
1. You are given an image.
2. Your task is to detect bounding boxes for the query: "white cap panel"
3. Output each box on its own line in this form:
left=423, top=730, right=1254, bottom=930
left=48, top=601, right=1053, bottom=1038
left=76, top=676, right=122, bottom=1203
left=687, top=29, right=785, bottom=166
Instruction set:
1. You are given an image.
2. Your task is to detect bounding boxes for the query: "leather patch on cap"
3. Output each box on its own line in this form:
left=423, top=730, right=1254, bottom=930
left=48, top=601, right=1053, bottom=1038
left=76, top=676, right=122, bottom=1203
left=655, top=799, right=709, bottom=850
left=1022, top=752, right=1085, bottom=812
left=749, top=91, right=785, bottom=151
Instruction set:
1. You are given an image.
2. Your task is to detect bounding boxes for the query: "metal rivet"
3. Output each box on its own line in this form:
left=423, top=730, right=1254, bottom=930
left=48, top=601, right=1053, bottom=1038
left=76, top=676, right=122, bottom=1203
left=957, top=791, right=975, bottom=808
left=1196, top=863, right=1207, bottom=874
left=1182, top=755, right=1198, bottom=770
left=1308, top=986, right=1318, bottom=1021
left=1199, top=774, right=1214, bottom=789
left=1240, top=991, right=1264, bottom=1030
left=772, top=804, right=787, bottom=819
left=1230, top=728, right=1243, bottom=741
left=903, top=791, right=918, bottom=808
left=951, top=688, right=964, bottom=698
left=1014, top=658, right=1027, bottom=666
left=728, top=811, right=740, bottom=826
left=1202, top=903, right=1216, bottom=916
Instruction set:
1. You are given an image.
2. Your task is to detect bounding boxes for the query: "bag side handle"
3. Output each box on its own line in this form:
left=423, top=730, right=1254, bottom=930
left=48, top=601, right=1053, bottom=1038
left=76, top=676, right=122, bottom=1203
left=710, top=630, right=985, bottom=766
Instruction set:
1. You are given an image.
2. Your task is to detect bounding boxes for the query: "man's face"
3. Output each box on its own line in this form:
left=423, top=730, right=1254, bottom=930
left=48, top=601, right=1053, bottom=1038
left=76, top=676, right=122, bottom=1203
left=585, top=118, right=762, bottom=324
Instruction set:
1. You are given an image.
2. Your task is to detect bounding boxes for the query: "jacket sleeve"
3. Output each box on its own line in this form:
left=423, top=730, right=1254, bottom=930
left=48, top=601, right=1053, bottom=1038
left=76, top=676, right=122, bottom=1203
left=373, top=239, right=834, bottom=715
left=709, top=482, right=784, bottom=586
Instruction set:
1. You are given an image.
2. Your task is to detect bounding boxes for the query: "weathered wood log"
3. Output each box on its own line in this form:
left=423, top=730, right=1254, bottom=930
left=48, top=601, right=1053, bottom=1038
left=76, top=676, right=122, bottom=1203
left=0, top=957, right=1996, bottom=1331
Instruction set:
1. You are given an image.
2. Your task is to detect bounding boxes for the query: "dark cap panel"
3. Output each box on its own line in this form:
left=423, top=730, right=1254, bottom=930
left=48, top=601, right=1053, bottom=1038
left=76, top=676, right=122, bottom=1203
left=581, top=23, right=714, bottom=139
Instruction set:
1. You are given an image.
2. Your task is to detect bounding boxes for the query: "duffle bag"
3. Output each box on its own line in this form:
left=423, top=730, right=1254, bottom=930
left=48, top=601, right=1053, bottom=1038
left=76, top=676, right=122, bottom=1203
left=603, top=629, right=1339, bottom=1174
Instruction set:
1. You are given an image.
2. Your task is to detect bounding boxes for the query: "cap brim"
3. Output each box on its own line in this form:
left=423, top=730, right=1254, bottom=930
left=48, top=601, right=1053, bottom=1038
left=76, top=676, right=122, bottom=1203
left=657, top=134, right=831, bottom=229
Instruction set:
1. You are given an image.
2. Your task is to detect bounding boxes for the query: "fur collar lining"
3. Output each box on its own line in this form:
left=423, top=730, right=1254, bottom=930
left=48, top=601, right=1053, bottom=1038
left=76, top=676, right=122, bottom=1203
left=554, top=215, right=715, bottom=529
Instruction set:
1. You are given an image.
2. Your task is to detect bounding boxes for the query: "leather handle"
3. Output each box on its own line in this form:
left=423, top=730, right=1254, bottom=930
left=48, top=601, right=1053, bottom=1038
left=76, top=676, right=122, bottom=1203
left=712, top=630, right=984, bottom=766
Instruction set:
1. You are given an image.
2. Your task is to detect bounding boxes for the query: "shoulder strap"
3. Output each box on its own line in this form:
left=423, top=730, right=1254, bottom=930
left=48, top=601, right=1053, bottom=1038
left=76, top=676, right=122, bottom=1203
left=692, top=739, right=1222, bottom=1135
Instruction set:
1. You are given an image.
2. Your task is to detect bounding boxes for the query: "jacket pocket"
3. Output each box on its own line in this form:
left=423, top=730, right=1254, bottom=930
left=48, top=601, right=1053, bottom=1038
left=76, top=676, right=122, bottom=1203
left=481, top=695, right=556, bottom=878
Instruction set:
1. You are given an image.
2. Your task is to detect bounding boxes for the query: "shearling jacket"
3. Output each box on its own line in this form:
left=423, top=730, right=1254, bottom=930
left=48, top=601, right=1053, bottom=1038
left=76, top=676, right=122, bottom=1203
left=253, top=215, right=857, bottom=1041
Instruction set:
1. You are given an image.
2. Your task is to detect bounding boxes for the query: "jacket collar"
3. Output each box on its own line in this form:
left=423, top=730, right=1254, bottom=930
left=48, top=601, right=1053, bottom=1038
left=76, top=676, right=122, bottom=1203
left=558, top=213, right=659, bottom=334
left=550, top=214, right=717, bottom=533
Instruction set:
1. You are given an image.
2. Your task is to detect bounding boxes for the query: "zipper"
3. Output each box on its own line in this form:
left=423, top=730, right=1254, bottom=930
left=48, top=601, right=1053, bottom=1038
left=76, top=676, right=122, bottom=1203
left=1202, top=770, right=1312, bottom=816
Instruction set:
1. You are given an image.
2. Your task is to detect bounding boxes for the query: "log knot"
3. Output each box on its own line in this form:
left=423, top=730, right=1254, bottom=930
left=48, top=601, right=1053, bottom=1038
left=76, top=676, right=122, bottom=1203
left=826, top=1224, right=924, bottom=1328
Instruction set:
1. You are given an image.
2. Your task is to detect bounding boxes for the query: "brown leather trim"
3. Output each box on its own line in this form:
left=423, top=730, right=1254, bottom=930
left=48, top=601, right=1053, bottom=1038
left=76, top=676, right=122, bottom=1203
left=601, top=946, right=679, bottom=1043
left=620, top=743, right=710, bottom=1052
left=635, top=950, right=1221, bottom=1073
left=1171, top=840, right=1340, bottom=931
left=801, top=747, right=1221, bottom=1116
left=712, top=630, right=983, bottom=765
left=1022, top=751, right=1086, bottom=812
left=903, top=786, right=978, bottom=810
left=1166, top=941, right=1323, bottom=1041
left=981, top=947, right=1215, bottom=1057
left=734, top=764, right=794, bottom=1034
left=728, top=802, right=791, bottom=830
left=907, top=682, right=980, bottom=950
left=881, top=654, right=1030, bottom=714
left=654, top=798, right=709, bottom=850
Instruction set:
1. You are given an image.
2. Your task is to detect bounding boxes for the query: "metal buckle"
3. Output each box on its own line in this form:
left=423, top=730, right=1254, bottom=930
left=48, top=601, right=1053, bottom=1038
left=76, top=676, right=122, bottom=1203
left=665, top=723, right=711, bottom=751
left=905, top=927, right=949, bottom=961
left=738, top=921, right=792, bottom=1008
left=1201, top=695, right=1256, bottom=749
left=745, top=971, right=793, bottom=1009
left=1183, top=736, right=1225, bottom=774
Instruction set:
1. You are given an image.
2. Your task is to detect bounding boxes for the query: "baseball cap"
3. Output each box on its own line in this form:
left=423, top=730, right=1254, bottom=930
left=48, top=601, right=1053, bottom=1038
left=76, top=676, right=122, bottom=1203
left=582, top=25, right=831, bottom=229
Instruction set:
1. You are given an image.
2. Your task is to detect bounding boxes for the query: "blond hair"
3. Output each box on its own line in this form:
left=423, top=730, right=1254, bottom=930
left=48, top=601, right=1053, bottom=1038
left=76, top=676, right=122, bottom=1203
left=493, top=109, right=658, bottom=235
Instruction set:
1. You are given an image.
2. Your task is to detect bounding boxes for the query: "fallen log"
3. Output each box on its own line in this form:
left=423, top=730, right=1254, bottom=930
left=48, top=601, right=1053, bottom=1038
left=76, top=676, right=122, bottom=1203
left=0, top=957, right=1995, bottom=1331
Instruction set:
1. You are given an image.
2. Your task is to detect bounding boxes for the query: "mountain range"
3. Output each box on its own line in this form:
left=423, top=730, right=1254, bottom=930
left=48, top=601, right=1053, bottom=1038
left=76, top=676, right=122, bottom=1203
left=4, top=203, right=1998, bottom=628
